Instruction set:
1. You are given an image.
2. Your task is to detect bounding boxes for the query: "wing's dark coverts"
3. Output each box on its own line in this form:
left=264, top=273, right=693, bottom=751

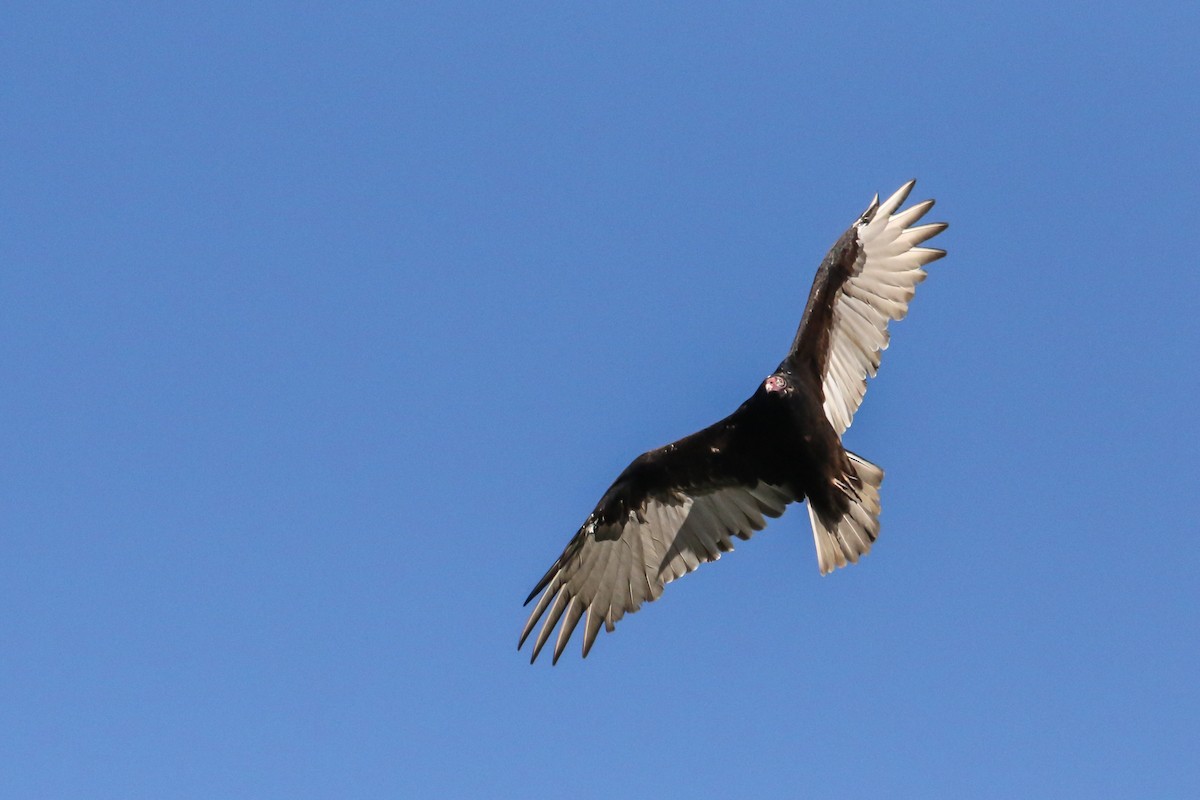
left=521, top=180, right=947, bottom=663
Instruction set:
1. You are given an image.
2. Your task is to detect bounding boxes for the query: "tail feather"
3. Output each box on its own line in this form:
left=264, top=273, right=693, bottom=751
left=808, top=453, right=884, bottom=575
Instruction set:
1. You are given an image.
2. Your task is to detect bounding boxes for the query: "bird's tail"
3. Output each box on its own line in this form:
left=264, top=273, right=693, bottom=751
left=808, top=452, right=883, bottom=575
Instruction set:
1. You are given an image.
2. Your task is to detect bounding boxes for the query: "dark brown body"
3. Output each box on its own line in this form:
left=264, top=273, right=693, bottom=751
left=593, top=366, right=853, bottom=533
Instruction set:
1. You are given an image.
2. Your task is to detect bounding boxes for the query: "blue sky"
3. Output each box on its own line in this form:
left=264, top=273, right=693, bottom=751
left=3, top=2, right=1198, bottom=797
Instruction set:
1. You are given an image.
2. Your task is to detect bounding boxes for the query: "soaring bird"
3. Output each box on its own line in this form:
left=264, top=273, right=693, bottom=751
left=520, top=180, right=947, bottom=664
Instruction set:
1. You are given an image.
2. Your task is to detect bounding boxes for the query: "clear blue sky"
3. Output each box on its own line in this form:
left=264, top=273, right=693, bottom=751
left=4, top=3, right=1197, bottom=798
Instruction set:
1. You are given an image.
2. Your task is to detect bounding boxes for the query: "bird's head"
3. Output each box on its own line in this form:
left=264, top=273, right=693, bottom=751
left=763, top=373, right=792, bottom=395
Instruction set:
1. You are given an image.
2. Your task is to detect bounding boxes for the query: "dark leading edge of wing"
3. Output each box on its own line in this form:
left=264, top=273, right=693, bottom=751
left=518, top=414, right=798, bottom=664
left=787, top=180, right=947, bottom=435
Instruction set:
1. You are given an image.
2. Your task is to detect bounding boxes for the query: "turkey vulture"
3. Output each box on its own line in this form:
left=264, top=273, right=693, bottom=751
left=520, top=180, right=947, bottom=663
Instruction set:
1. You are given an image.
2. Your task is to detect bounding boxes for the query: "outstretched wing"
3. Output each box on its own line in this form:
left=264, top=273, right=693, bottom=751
left=520, top=412, right=796, bottom=664
left=786, top=180, right=947, bottom=434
